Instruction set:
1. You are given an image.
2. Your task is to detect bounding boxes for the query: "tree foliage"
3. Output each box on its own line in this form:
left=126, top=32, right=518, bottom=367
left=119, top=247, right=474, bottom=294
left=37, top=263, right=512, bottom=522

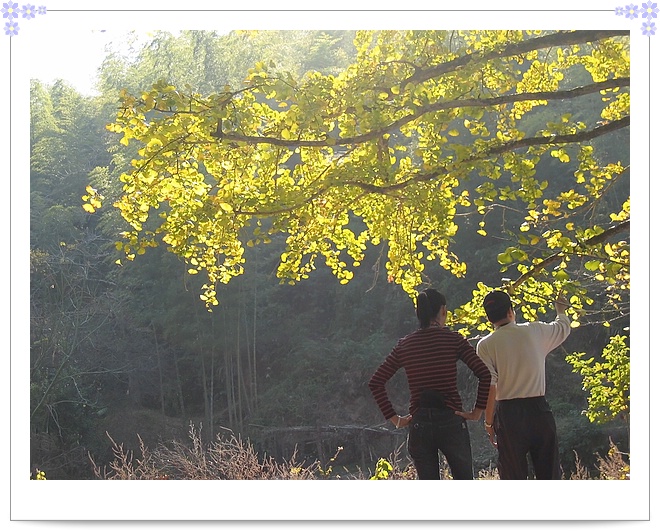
left=88, top=30, right=629, bottom=335
left=565, top=335, right=630, bottom=423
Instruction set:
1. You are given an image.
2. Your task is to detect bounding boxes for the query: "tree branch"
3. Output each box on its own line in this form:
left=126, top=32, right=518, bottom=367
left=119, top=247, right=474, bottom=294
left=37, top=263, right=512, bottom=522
left=341, top=116, right=629, bottom=194
left=509, top=219, right=630, bottom=291
left=404, top=30, right=630, bottom=86
left=216, top=78, right=629, bottom=149
left=487, top=116, right=630, bottom=156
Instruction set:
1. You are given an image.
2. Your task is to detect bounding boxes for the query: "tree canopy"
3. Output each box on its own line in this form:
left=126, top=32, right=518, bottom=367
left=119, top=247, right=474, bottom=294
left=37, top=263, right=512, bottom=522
left=86, top=29, right=629, bottom=339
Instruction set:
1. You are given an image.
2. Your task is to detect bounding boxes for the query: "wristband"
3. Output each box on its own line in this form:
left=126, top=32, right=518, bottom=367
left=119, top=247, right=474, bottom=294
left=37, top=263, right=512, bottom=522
left=485, top=422, right=493, bottom=429
left=396, top=416, right=401, bottom=429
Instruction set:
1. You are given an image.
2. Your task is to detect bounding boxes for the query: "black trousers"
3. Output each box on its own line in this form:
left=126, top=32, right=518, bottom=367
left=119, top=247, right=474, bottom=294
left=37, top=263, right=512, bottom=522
left=407, top=407, right=474, bottom=480
left=494, top=396, right=561, bottom=480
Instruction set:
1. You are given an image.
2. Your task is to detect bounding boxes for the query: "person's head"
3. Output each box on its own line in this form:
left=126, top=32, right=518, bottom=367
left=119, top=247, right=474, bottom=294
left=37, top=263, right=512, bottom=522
left=483, top=290, right=513, bottom=323
left=416, top=288, right=447, bottom=328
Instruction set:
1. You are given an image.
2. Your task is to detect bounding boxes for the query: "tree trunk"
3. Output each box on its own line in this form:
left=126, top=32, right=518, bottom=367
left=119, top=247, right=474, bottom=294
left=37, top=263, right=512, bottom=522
left=152, top=322, right=165, bottom=417
left=174, top=353, right=186, bottom=422
left=223, top=310, right=235, bottom=427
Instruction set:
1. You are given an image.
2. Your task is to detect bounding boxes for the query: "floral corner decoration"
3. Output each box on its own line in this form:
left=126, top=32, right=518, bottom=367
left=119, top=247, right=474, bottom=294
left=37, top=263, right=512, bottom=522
left=3, top=2, right=46, bottom=37
left=616, top=2, right=659, bottom=35
left=2, top=3, right=659, bottom=37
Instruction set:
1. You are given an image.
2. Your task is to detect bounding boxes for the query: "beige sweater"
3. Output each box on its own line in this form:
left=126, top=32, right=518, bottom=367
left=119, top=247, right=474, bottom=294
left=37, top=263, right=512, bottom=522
left=476, top=315, right=571, bottom=400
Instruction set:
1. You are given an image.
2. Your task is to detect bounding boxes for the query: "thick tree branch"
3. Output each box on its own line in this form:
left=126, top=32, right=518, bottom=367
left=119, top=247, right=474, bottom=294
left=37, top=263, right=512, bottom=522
left=427, top=77, right=629, bottom=113
left=230, top=114, right=629, bottom=218
left=404, top=30, right=630, bottom=86
left=209, top=30, right=630, bottom=146
left=487, top=116, right=630, bottom=155
left=342, top=116, right=629, bottom=194
left=216, top=78, right=629, bottom=149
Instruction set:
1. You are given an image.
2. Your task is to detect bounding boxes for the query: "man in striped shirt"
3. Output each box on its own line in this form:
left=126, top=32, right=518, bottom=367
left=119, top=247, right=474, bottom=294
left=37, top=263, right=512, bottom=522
left=368, top=288, right=491, bottom=480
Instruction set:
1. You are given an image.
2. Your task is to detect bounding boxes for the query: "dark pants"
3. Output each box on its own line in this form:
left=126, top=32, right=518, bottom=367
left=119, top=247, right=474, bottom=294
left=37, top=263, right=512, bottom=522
left=494, top=396, right=561, bottom=480
left=407, top=407, right=474, bottom=480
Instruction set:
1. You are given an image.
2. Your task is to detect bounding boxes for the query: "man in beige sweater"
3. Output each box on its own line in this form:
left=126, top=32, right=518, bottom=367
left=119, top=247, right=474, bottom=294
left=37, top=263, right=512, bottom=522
left=476, top=290, right=571, bottom=479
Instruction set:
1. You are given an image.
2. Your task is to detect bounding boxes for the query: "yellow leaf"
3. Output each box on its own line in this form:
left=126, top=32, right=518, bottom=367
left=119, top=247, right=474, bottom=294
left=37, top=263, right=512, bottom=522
left=82, top=204, right=96, bottom=213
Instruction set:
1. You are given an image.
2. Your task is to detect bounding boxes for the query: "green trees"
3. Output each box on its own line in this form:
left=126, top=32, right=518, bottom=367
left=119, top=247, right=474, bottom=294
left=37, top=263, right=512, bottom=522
left=29, top=29, right=631, bottom=477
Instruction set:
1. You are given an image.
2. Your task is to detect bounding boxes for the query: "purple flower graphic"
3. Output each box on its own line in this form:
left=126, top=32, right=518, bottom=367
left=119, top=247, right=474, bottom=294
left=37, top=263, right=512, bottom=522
left=2, top=2, right=19, bottom=19
left=625, top=3, right=640, bottom=18
left=641, top=1, right=659, bottom=18
left=2, top=1, right=45, bottom=36
left=641, top=20, right=657, bottom=34
left=20, top=3, right=35, bottom=19
left=3, top=18, right=19, bottom=35
left=615, top=6, right=625, bottom=15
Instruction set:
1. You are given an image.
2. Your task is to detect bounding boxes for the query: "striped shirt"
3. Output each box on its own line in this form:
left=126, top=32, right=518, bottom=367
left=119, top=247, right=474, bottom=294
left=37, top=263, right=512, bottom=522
left=368, top=325, right=492, bottom=420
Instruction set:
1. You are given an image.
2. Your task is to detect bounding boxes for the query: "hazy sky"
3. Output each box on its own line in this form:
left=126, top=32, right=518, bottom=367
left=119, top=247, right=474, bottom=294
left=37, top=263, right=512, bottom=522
left=29, top=30, right=150, bottom=96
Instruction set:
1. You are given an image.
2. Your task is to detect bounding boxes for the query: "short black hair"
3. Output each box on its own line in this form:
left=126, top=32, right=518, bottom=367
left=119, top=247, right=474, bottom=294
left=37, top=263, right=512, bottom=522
left=483, top=290, right=512, bottom=323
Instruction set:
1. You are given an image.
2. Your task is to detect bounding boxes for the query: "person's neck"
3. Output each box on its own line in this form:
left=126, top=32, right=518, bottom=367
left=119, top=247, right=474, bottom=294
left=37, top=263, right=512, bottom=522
left=495, top=318, right=513, bottom=329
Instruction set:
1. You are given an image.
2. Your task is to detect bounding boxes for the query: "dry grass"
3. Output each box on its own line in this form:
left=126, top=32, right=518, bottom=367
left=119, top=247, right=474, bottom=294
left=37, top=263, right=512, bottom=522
left=569, top=439, right=630, bottom=480
left=90, top=424, right=323, bottom=480
left=89, top=424, right=628, bottom=480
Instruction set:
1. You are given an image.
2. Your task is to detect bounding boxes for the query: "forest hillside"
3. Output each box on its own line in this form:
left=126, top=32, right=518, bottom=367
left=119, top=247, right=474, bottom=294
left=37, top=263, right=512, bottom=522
left=29, top=30, right=630, bottom=480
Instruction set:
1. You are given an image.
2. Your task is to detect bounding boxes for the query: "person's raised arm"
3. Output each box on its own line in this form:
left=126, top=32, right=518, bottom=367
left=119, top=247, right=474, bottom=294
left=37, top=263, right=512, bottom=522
left=554, top=294, right=570, bottom=315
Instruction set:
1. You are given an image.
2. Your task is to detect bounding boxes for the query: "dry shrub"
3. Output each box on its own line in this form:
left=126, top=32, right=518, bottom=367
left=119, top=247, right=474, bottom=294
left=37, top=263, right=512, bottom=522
left=89, top=426, right=629, bottom=480
left=90, top=423, right=321, bottom=480
left=89, top=432, right=161, bottom=480
left=595, top=439, right=630, bottom=480
left=569, top=450, right=590, bottom=480
left=477, top=465, right=499, bottom=480
left=568, top=439, right=629, bottom=480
